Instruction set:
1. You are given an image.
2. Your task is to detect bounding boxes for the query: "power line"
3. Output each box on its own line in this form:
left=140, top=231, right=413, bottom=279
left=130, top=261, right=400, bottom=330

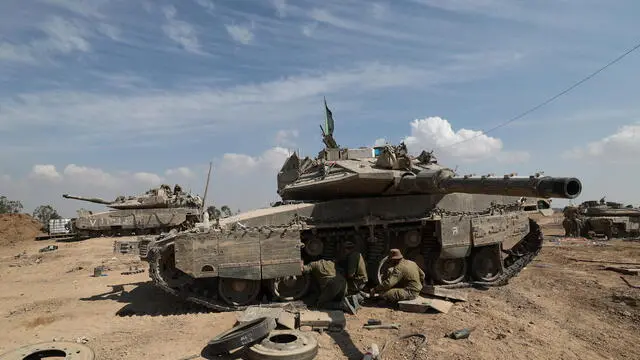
left=435, top=39, right=640, bottom=150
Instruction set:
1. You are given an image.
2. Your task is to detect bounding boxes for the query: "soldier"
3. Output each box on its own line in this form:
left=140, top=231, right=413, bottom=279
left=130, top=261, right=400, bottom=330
left=562, top=205, right=583, bottom=237
left=338, top=241, right=368, bottom=309
left=301, top=259, right=356, bottom=314
left=371, top=249, right=425, bottom=304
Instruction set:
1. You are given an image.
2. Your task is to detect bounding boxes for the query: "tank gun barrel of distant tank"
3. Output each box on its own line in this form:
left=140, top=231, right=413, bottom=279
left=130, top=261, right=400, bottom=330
left=62, top=194, right=112, bottom=205
left=405, top=170, right=582, bottom=199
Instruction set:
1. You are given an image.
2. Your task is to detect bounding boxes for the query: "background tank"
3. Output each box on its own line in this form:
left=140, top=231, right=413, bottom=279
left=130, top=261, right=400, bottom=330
left=64, top=184, right=203, bottom=238
left=127, top=104, right=582, bottom=312
left=563, top=197, right=640, bottom=239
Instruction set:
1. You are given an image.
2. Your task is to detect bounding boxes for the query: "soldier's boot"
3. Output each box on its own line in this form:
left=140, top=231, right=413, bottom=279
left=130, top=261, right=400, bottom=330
left=341, top=297, right=357, bottom=315
left=350, top=294, right=363, bottom=311
left=322, top=299, right=355, bottom=315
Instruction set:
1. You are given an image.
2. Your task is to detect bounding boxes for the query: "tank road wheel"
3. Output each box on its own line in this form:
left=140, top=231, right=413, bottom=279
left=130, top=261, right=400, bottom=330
left=376, top=256, right=392, bottom=285
left=428, top=256, right=467, bottom=285
left=268, top=274, right=311, bottom=301
left=218, top=278, right=261, bottom=306
left=470, top=246, right=503, bottom=282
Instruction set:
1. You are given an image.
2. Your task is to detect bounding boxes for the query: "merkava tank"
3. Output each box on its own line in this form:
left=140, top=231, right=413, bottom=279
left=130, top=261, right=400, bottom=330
left=128, top=108, right=582, bottom=312
left=563, top=198, right=640, bottom=239
left=63, top=184, right=203, bottom=238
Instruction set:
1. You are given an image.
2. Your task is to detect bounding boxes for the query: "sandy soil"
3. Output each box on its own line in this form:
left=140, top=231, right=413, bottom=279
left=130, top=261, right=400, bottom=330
left=0, top=214, right=638, bottom=360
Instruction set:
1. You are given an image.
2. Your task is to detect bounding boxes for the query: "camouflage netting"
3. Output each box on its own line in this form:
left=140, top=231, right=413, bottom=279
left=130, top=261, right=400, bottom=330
left=0, top=214, right=43, bottom=246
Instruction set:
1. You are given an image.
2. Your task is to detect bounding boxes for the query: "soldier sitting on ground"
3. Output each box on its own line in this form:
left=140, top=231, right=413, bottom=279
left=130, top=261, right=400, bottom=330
left=337, top=241, right=368, bottom=310
left=370, top=248, right=425, bottom=304
left=301, top=259, right=356, bottom=314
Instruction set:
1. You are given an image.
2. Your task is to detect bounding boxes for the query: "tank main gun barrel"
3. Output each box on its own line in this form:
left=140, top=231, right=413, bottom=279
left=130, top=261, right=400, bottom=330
left=62, top=194, right=112, bottom=205
left=441, top=176, right=581, bottom=199
left=406, top=169, right=582, bottom=199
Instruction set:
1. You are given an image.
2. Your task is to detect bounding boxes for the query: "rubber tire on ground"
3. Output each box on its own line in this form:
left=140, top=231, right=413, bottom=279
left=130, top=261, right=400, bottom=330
left=207, top=317, right=276, bottom=355
left=0, top=341, right=94, bottom=360
left=268, top=274, right=312, bottom=301
left=245, top=330, right=318, bottom=360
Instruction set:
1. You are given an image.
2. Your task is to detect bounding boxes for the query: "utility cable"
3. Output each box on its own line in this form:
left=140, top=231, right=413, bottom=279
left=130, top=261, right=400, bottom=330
left=435, top=39, right=640, bottom=151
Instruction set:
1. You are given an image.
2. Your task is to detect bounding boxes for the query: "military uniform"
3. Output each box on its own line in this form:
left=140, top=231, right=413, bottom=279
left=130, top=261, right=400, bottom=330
left=303, top=259, right=347, bottom=307
left=341, top=251, right=368, bottom=295
left=377, top=258, right=425, bottom=303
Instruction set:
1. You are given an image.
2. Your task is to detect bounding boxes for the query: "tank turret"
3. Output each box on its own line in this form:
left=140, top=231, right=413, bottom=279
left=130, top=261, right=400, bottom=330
left=277, top=143, right=581, bottom=201
left=62, top=185, right=203, bottom=210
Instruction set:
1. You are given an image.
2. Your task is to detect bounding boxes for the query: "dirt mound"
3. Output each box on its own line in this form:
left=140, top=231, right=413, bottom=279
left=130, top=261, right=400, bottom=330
left=0, top=214, right=43, bottom=246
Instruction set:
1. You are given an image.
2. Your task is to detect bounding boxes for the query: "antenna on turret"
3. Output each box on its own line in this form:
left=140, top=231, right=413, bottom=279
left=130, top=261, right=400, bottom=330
left=200, top=161, right=212, bottom=221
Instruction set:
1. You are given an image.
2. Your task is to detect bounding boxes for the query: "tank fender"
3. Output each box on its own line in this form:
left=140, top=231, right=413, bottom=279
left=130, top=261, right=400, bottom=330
left=173, top=227, right=303, bottom=280
left=471, top=213, right=530, bottom=247
left=437, top=216, right=472, bottom=259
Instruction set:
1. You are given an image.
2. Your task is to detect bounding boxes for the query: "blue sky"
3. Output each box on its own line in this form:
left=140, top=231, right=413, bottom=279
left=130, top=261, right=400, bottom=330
left=1, top=0, right=639, bottom=217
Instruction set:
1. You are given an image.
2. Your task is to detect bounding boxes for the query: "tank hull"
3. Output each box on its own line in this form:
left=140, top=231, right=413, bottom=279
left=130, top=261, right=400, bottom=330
left=582, top=216, right=640, bottom=239
left=72, top=207, right=201, bottom=237
left=127, top=193, right=544, bottom=312
left=563, top=202, right=640, bottom=239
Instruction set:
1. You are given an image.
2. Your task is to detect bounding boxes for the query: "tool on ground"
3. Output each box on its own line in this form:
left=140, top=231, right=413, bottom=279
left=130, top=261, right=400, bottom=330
left=367, top=319, right=382, bottom=325
left=363, top=323, right=400, bottom=330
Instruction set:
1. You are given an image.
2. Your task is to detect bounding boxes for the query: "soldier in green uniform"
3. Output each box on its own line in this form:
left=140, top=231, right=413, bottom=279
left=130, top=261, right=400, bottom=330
left=338, top=241, right=368, bottom=310
left=301, top=259, right=356, bottom=314
left=371, top=248, right=425, bottom=304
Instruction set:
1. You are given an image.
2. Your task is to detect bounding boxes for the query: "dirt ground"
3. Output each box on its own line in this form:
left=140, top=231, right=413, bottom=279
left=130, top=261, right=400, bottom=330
left=0, top=213, right=639, bottom=360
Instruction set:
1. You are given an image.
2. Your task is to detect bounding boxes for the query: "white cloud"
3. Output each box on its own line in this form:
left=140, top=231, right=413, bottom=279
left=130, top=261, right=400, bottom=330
left=219, top=147, right=290, bottom=176
left=40, top=16, right=91, bottom=53
left=371, top=3, right=388, bottom=19
left=194, top=0, right=215, bottom=13
left=273, top=0, right=287, bottom=18
left=562, top=124, right=640, bottom=162
left=162, top=5, right=202, bottom=54
left=29, top=164, right=63, bottom=182
left=165, top=167, right=196, bottom=178
left=0, top=16, right=91, bottom=63
left=403, top=116, right=529, bottom=163
left=0, top=175, right=10, bottom=182
left=97, top=23, right=121, bottom=41
left=308, top=8, right=419, bottom=41
left=133, top=172, right=164, bottom=185
left=301, top=22, right=318, bottom=37
left=275, top=129, right=299, bottom=147
left=374, top=138, right=388, bottom=146
left=41, top=0, right=107, bottom=18
left=63, top=164, right=121, bottom=188
left=225, top=24, right=254, bottom=45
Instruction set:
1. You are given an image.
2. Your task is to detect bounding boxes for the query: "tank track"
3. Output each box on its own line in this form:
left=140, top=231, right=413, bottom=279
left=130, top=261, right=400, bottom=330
left=437, top=218, right=544, bottom=290
left=145, top=218, right=544, bottom=311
